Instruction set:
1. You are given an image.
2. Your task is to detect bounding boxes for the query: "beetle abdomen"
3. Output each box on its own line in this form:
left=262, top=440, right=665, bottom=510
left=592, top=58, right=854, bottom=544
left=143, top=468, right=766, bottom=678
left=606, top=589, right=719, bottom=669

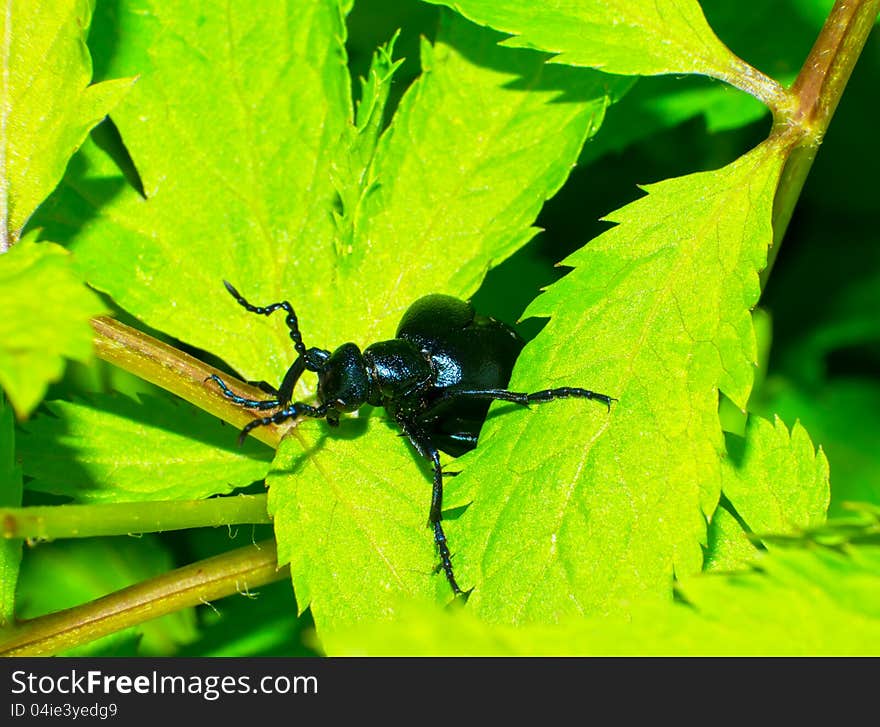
left=397, top=295, right=525, bottom=455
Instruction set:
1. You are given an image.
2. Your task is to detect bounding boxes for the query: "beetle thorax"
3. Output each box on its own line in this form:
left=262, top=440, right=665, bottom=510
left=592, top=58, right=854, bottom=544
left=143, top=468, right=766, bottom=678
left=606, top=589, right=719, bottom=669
left=362, top=339, right=434, bottom=409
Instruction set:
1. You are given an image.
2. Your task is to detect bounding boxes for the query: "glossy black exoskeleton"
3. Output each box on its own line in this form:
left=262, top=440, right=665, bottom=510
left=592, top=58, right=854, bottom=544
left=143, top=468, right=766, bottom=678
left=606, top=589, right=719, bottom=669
left=208, top=282, right=613, bottom=597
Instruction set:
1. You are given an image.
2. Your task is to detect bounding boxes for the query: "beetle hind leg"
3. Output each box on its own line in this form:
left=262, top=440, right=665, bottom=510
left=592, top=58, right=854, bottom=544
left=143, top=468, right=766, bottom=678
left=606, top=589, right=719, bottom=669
left=424, top=455, right=465, bottom=596
left=396, top=416, right=467, bottom=598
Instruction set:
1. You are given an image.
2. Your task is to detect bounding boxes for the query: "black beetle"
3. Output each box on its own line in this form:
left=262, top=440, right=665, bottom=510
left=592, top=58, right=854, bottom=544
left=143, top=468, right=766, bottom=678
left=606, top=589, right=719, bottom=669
left=208, top=282, right=613, bottom=596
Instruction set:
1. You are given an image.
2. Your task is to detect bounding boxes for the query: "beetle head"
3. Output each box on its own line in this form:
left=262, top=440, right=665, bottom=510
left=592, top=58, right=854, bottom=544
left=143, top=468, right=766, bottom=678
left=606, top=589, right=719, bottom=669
left=317, top=342, right=371, bottom=413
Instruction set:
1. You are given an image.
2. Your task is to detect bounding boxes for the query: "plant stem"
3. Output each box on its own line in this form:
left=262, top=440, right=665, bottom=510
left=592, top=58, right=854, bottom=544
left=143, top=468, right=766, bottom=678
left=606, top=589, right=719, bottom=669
left=789, top=0, right=880, bottom=132
left=0, top=494, right=270, bottom=541
left=721, top=59, right=795, bottom=122
left=763, top=0, right=880, bottom=285
left=91, top=316, right=286, bottom=449
left=0, top=539, right=287, bottom=656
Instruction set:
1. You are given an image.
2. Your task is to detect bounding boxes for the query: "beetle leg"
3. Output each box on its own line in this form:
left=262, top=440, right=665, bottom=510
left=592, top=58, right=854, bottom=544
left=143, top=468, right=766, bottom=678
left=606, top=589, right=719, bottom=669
left=275, top=356, right=307, bottom=405
left=525, top=387, right=616, bottom=409
left=206, top=374, right=281, bottom=410
left=236, top=401, right=334, bottom=445
left=395, top=416, right=465, bottom=597
left=442, top=431, right=479, bottom=452
left=427, top=386, right=615, bottom=411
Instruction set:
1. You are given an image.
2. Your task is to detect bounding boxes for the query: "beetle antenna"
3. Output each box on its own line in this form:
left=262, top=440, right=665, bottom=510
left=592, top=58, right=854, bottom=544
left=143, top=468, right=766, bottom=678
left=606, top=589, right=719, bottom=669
left=223, top=281, right=307, bottom=357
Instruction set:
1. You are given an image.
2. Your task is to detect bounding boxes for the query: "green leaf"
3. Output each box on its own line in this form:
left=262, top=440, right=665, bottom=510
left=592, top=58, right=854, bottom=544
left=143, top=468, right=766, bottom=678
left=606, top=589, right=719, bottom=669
left=559, top=0, right=827, bottom=163
left=331, top=32, right=405, bottom=256
left=703, top=500, right=755, bottom=572
left=421, top=0, right=753, bottom=81
left=0, top=240, right=106, bottom=417
left=35, top=8, right=626, bottom=386
left=346, top=17, right=628, bottom=313
left=673, top=544, right=880, bottom=654
left=33, top=0, right=355, bottom=384
left=17, top=394, right=271, bottom=503
left=757, top=502, right=880, bottom=550
left=267, top=418, right=444, bottom=632
left=450, top=142, right=785, bottom=623
left=323, top=543, right=880, bottom=655
left=352, top=31, right=403, bottom=159
left=0, top=395, right=22, bottom=625
left=15, top=537, right=198, bottom=655
left=263, top=16, right=624, bottom=635
left=722, top=415, right=829, bottom=536
left=705, top=414, right=829, bottom=571
left=753, top=377, right=880, bottom=513
left=35, top=6, right=624, bottom=634
left=0, top=0, right=132, bottom=243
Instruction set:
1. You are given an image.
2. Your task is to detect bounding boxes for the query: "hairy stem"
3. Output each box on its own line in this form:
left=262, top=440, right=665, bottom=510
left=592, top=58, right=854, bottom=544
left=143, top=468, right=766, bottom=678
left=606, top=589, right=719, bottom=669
left=789, top=0, right=880, bottom=132
left=721, top=59, right=795, bottom=122
left=0, top=539, right=287, bottom=656
left=763, top=0, right=879, bottom=284
left=1, top=494, right=270, bottom=541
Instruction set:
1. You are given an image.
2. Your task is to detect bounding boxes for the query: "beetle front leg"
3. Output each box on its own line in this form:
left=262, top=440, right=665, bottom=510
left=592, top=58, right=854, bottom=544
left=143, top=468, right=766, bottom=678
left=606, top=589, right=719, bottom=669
left=236, top=401, right=334, bottom=444
left=206, top=374, right=281, bottom=410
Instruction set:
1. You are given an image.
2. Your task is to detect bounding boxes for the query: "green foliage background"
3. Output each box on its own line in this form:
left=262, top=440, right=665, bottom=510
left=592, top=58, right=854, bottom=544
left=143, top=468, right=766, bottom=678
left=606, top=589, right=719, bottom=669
left=1, top=0, right=878, bottom=654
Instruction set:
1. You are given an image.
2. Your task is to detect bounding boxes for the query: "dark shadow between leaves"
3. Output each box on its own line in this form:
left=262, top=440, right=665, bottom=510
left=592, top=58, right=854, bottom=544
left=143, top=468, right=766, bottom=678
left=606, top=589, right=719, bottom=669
left=91, top=118, right=146, bottom=198
left=27, top=150, right=125, bottom=246
left=16, top=406, right=94, bottom=506
left=438, top=13, right=625, bottom=106
left=722, top=429, right=748, bottom=471
left=26, top=119, right=142, bottom=247
left=87, top=0, right=123, bottom=85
